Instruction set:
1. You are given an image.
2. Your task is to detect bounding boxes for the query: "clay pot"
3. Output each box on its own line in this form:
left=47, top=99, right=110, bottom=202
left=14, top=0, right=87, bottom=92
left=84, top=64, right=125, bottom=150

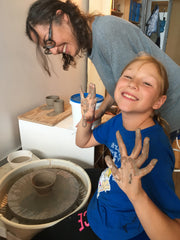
left=31, top=170, right=56, bottom=195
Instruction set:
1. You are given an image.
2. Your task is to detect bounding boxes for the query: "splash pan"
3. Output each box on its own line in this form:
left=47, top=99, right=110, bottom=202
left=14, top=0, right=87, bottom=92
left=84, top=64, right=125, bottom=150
left=0, top=159, right=91, bottom=239
left=7, top=169, right=80, bottom=224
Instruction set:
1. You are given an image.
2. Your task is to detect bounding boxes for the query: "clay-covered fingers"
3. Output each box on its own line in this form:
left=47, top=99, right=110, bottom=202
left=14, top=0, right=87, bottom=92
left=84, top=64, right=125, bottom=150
left=135, top=137, right=150, bottom=168
left=116, top=131, right=127, bottom=157
left=105, top=155, right=121, bottom=180
left=81, top=97, right=88, bottom=111
left=135, top=158, right=158, bottom=178
left=130, top=129, right=142, bottom=159
left=80, top=86, right=84, bottom=100
left=87, top=83, right=96, bottom=117
left=105, top=155, right=116, bottom=169
left=88, top=82, right=96, bottom=99
left=80, top=87, right=88, bottom=127
left=88, top=98, right=96, bottom=112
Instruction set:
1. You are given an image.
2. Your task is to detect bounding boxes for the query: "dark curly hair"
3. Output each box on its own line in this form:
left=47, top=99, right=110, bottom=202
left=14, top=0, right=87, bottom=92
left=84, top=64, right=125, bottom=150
left=26, top=0, right=93, bottom=75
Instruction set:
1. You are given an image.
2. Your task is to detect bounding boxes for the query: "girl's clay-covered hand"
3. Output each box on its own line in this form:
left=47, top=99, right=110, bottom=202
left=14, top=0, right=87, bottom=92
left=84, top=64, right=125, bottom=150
left=80, top=83, right=97, bottom=127
left=105, top=129, right=158, bottom=201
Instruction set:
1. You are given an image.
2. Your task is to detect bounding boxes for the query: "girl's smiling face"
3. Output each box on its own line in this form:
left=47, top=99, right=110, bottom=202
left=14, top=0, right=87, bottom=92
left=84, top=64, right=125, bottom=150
left=114, top=61, right=167, bottom=115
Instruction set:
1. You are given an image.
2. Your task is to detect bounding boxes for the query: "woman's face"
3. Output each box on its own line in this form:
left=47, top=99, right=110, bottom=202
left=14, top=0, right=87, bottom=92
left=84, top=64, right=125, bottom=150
left=114, top=61, right=166, bottom=115
left=32, top=14, right=79, bottom=57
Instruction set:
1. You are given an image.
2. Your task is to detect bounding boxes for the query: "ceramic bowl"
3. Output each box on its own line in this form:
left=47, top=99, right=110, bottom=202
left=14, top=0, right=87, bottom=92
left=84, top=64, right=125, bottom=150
left=31, top=170, right=56, bottom=195
left=7, top=150, right=32, bottom=169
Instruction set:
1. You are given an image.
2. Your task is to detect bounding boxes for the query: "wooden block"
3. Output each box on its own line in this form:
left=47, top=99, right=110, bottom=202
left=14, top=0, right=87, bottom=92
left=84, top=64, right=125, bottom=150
left=18, top=103, right=72, bottom=126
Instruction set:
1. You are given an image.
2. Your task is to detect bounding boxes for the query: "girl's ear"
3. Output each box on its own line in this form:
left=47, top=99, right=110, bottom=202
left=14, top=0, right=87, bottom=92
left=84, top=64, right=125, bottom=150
left=153, top=95, right=167, bottom=110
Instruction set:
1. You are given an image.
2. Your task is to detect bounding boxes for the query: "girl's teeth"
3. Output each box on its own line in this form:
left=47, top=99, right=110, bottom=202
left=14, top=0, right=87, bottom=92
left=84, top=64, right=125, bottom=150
left=123, top=93, right=137, bottom=100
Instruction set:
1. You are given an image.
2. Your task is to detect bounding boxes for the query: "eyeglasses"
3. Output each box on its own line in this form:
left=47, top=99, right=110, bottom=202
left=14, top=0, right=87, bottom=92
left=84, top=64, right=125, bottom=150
left=43, top=20, right=56, bottom=55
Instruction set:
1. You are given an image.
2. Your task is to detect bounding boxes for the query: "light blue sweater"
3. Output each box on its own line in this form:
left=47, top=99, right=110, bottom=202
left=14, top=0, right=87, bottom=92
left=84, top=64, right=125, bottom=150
left=89, top=15, right=180, bottom=133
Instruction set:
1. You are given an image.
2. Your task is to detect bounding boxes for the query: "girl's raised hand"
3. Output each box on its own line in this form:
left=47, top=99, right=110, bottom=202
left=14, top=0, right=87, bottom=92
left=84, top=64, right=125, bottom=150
left=105, top=129, right=158, bottom=201
left=80, top=83, right=97, bottom=127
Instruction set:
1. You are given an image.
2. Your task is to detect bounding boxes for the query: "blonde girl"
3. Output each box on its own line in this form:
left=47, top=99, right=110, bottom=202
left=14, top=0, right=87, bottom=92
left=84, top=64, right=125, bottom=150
left=75, top=54, right=180, bottom=240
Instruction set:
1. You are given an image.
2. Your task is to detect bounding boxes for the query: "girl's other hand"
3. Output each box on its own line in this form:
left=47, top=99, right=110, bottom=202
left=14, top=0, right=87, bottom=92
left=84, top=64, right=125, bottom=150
left=105, top=129, right=158, bottom=201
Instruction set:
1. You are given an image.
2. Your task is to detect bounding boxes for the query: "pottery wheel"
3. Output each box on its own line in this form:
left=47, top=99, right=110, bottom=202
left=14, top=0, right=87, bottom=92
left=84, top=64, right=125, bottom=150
left=7, top=169, right=79, bottom=224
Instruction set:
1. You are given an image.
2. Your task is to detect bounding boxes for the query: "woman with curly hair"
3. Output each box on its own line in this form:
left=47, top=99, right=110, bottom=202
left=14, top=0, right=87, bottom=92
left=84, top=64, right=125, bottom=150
left=26, top=0, right=180, bottom=139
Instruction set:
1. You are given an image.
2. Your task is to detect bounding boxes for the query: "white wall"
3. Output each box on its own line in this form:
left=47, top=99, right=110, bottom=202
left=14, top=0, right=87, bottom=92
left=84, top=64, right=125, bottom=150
left=0, top=0, right=88, bottom=161
left=88, top=0, right=112, bottom=96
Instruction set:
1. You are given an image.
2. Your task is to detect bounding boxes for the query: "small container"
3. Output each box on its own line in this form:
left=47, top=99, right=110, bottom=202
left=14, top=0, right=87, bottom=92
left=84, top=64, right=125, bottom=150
left=54, top=99, right=64, bottom=114
left=31, top=170, right=56, bottom=195
left=70, top=93, right=104, bottom=128
left=7, top=150, right=32, bottom=169
left=46, top=95, right=59, bottom=108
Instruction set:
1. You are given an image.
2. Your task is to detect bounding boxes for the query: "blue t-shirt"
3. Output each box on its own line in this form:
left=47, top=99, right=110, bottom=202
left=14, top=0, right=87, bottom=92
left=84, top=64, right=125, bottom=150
left=87, top=114, right=180, bottom=240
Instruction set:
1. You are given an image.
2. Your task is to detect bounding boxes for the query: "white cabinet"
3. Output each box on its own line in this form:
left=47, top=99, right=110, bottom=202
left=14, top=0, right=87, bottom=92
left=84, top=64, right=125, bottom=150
left=18, top=115, right=94, bottom=169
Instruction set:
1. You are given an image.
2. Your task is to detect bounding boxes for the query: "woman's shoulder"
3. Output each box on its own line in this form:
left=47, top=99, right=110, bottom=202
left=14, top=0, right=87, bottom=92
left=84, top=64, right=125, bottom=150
left=92, top=15, right=141, bottom=51
left=93, top=15, right=135, bottom=34
left=94, top=15, right=130, bottom=25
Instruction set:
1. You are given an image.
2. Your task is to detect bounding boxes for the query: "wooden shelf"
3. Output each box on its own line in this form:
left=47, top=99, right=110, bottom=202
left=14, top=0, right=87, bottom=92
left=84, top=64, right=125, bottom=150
left=152, top=1, right=168, bottom=12
left=111, top=9, right=123, bottom=17
left=129, top=20, right=140, bottom=25
left=111, top=0, right=142, bottom=22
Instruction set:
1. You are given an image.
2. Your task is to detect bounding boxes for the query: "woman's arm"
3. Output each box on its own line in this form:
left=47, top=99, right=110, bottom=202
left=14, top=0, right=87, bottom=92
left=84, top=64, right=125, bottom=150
left=105, top=129, right=180, bottom=240
left=95, top=92, right=114, bottom=120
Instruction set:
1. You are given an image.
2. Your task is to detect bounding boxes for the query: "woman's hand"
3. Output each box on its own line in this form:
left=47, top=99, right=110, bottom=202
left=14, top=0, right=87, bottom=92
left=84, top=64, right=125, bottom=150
left=81, top=83, right=96, bottom=127
left=105, top=129, right=158, bottom=201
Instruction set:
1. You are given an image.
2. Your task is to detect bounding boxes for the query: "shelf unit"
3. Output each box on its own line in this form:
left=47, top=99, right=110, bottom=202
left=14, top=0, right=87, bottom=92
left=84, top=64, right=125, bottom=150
left=111, top=0, right=142, bottom=25
left=111, top=9, right=123, bottom=17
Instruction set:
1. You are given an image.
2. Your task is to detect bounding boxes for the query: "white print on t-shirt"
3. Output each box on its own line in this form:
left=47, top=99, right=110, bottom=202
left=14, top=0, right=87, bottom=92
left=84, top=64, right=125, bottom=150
left=97, top=168, right=112, bottom=198
left=97, top=142, right=121, bottom=198
left=97, top=143, right=120, bottom=198
left=109, top=142, right=121, bottom=164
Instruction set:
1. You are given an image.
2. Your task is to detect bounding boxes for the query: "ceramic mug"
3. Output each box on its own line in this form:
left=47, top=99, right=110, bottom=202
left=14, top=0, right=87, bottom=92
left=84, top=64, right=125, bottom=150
left=54, top=99, right=64, bottom=114
left=46, top=95, right=59, bottom=108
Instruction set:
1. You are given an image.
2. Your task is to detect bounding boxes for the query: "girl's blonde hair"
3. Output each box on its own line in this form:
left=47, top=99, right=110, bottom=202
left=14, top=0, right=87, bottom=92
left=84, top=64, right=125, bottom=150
left=122, top=53, right=170, bottom=135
